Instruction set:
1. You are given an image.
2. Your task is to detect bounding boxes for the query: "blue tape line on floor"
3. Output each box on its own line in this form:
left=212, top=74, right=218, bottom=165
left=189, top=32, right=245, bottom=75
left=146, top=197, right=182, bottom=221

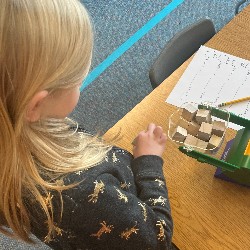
left=81, top=0, right=185, bottom=91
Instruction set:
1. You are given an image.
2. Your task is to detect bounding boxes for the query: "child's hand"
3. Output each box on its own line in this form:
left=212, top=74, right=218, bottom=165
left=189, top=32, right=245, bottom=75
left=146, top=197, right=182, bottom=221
left=132, top=123, right=167, bottom=159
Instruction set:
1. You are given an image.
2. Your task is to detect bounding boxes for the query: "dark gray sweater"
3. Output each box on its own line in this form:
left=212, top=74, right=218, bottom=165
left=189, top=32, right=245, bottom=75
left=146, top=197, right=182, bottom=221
left=28, top=147, right=174, bottom=250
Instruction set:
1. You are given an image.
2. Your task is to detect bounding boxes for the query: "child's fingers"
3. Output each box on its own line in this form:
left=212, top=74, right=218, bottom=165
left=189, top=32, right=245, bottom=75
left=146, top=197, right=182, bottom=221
left=153, top=126, right=163, bottom=138
left=132, top=131, right=145, bottom=146
left=160, top=133, right=167, bottom=143
left=147, top=123, right=156, bottom=133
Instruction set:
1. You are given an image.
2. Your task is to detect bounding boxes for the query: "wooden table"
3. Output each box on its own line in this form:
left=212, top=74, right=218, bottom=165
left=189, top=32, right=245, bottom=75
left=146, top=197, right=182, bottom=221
left=104, top=6, right=250, bottom=250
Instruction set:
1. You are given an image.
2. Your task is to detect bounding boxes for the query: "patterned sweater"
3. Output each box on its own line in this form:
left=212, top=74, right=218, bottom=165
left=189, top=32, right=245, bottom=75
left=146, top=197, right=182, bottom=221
left=27, top=147, right=174, bottom=250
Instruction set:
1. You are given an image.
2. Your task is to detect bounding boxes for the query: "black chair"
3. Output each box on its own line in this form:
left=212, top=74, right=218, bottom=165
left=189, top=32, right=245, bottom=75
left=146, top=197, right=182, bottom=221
left=235, top=0, right=248, bottom=15
left=149, top=19, right=216, bottom=89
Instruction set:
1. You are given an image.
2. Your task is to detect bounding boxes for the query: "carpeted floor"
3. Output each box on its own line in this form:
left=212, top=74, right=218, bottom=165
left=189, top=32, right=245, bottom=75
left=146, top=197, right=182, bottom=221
left=1, top=0, right=248, bottom=249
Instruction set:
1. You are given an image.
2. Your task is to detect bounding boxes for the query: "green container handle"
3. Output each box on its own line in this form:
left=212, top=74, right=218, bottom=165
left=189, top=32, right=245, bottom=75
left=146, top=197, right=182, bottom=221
left=179, top=146, right=240, bottom=172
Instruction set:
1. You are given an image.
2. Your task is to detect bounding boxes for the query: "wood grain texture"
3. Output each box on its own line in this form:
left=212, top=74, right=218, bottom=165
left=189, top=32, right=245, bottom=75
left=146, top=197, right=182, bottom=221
left=104, top=6, right=250, bottom=250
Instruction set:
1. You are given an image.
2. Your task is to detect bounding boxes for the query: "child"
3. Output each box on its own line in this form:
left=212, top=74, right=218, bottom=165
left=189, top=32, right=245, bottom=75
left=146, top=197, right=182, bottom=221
left=0, top=0, right=175, bottom=249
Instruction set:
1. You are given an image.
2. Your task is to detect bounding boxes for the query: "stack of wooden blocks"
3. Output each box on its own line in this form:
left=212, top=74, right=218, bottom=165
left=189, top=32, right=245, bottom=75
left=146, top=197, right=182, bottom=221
left=171, top=104, right=226, bottom=152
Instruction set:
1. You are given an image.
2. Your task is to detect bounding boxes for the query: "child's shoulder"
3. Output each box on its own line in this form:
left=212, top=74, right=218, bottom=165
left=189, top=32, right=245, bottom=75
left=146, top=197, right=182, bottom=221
left=62, top=145, right=135, bottom=196
left=106, top=146, right=133, bottom=163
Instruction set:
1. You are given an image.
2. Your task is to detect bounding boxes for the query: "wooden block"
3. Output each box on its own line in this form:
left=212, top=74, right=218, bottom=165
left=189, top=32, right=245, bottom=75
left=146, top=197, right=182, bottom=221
left=207, top=134, right=223, bottom=150
left=172, top=126, right=187, bottom=142
left=184, top=134, right=198, bottom=147
left=195, top=109, right=212, bottom=125
left=181, top=104, right=197, bottom=121
left=177, top=118, right=190, bottom=130
left=212, top=120, right=226, bottom=137
left=184, top=135, right=208, bottom=153
left=196, top=138, right=209, bottom=153
left=197, top=122, right=213, bottom=141
left=187, top=121, right=200, bottom=136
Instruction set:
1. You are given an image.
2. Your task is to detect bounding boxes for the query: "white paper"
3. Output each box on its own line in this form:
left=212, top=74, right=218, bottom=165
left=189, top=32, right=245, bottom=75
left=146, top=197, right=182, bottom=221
left=166, top=46, right=250, bottom=130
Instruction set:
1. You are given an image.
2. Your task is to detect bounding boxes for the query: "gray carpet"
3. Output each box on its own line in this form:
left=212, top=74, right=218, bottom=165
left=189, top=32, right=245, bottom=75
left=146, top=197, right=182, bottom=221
left=1, top=0, right=248, bottom=249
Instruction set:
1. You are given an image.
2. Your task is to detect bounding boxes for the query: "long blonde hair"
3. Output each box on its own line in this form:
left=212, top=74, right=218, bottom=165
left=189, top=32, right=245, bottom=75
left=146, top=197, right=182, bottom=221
left=0, top=0, right=110, bottom=243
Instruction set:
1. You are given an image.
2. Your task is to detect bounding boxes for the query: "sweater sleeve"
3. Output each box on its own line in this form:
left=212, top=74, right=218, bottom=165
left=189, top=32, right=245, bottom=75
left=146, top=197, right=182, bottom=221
left=131, top=155, right=173, bottom=245
left=62, top=155, right=173, bottom=250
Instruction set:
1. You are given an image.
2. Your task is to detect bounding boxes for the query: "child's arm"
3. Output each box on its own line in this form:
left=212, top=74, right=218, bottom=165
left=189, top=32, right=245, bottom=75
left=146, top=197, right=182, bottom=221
left=130, top=123, right=173, bottom=247
left=130, top=155, right=173, bottom=248
left=68, top=124, right=173, bottom=249
left=66, top=155, right=173, bottom=250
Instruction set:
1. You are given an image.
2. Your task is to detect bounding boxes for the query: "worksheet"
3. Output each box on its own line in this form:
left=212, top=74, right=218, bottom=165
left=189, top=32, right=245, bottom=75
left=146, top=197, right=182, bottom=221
left=166, top=46, right=250, bottom=130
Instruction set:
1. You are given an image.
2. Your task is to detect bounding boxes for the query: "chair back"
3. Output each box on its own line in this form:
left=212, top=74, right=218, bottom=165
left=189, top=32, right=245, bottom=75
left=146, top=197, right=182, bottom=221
left=149, top=19, right=216, bottom=88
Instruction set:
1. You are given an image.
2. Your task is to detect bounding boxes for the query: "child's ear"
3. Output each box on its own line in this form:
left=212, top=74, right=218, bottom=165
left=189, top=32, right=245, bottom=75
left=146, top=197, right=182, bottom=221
left=26, top=90, right=49, bottom=122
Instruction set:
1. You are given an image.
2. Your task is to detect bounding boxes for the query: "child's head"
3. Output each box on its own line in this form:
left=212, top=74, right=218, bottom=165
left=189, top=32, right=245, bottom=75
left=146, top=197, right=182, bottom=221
left=0, top=0, right=110, bottom=243
left=0, top=0, right=93, bottom=126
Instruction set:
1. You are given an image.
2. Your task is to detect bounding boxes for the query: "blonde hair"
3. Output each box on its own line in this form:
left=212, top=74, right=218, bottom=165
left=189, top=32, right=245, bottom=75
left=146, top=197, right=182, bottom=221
left=0, top=0, right=110, bottom=243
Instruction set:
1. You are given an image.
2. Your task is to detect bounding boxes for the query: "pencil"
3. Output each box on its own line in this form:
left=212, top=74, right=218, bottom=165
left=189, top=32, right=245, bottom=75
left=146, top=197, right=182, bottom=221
left=218, top=96, right=250, bottom=107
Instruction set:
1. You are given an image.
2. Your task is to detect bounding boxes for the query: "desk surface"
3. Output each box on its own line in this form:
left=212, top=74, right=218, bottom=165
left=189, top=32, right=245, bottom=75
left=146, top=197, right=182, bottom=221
left=104, top=6, right=250, bottom=250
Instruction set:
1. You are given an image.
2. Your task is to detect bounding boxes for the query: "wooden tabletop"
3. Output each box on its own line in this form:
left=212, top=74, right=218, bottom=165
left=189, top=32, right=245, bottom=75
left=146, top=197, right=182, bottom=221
left=104, top=6, right=250, bottom=250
